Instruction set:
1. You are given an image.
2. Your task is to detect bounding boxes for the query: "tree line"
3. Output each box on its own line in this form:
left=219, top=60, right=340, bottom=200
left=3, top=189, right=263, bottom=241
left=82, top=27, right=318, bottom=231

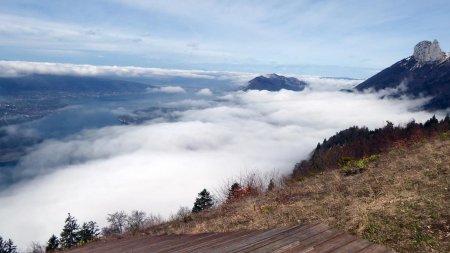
left=293, top=115, right=450, bottom=178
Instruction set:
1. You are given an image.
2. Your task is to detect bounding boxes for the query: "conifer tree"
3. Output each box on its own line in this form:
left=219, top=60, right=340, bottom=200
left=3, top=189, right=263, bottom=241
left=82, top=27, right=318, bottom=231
left=78, top=221, right=100, bottom=244
left=267, top=179, right=275, bottom=191
left=192, top=189, right=214, bottom=213
left=45, top=235, right=59, bottom=252
left=60, top=213, right=80, bottom=249
left=227, top=182, right=242, bottom=201
left=0, top=236, right=17, bottom=253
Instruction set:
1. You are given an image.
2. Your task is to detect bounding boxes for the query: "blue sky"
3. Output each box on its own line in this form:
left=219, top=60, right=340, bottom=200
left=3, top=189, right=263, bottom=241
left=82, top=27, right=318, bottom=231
left=0, top=0, right=449, bottom=78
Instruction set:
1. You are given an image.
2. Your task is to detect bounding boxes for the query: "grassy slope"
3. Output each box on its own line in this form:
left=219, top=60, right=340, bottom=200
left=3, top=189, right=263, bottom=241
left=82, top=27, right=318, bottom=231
left=148, top=133, right=449, bottom=253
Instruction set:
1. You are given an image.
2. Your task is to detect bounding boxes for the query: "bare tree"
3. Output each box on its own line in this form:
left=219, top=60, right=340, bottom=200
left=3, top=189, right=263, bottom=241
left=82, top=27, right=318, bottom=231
left=27, top=241, right=44, bottom=253
left=105, top=211, right=127, bottom=234
left=126, top=210, right=146, bottom=231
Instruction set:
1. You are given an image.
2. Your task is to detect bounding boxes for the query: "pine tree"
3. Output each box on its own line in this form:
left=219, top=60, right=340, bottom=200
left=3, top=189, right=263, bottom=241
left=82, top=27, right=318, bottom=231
left=78, top=221, right=99, bottom=244
left=227, top=183, right=242, bottom=201
left=60, top=213, right=80, bottom=249
left=192, top=189, right=214, bottom=213
left=45, top=235, right=59, bottom=252
left=0, top=236, right=17, bottom=253
left=267, top=179, right=275, bottom=191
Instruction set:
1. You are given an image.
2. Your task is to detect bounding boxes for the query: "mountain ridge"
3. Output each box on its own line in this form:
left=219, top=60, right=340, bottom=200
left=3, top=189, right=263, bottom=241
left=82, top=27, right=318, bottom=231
left=355, top=40, right=450, bottom=110
left=243, top=73, right=308, bottom=91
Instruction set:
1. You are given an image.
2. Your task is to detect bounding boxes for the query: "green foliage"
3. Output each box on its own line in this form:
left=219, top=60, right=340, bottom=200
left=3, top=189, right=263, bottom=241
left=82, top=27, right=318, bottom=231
left=192, top=189, right=214, bottom=213
left=45, top=234, right=59, bottom=252
left=0, top=236, right=17, bottom=253
left=60, top=213, right=80, bottom=249
left=78, top=221, right=100, bottom=244
left=340, top=155, right=380, bottom=176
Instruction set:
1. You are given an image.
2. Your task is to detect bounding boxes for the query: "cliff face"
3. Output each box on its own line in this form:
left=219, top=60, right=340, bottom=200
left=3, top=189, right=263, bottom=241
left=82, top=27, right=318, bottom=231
left=356, top=40, right=450, bottom=110
left=413, top=40, right=446, bottom=63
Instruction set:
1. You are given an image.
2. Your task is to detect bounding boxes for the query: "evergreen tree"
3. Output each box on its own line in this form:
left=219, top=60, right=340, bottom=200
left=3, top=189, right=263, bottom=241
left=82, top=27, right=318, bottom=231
left=45, top=235, right=59, bottom=252
left=267, top=179, right=275, bottom=191
left=78, top=221, right=100, bottom=244
left=192, top=189, right=214, bottom=213
left=60, top=213, right=80, bottom=249
left=227, top=183, right=242, bottom=201
left=0, top=236, right=17, bottom=253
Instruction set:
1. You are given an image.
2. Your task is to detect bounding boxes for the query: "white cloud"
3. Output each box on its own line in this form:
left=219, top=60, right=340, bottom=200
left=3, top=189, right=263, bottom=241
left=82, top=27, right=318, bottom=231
left=0, top=60, right=256, bottom=85
left=298, top=76, right=364, bottom=91
left=0, top=88, right=436, bottom=248
left=196, top=88, right=213, bottom=96
left=148, top=86, right=186, bottom=93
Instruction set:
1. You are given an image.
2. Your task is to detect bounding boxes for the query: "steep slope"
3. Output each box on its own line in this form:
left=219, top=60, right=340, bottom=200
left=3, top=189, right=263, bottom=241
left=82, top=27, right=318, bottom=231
left=244, top=74, right=307, bottom=91
left=355, top=40, right=450, bottom=110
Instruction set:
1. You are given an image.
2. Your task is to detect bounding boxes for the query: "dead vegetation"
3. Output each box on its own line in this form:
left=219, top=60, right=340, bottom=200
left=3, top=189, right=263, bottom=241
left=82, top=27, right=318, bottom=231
left=145, top=133, right=449, bottom=253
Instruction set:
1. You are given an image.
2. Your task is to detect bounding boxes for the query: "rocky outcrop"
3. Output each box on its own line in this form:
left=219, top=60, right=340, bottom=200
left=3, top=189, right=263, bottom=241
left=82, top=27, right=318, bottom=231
left=413, top=40, right=446, bottom=63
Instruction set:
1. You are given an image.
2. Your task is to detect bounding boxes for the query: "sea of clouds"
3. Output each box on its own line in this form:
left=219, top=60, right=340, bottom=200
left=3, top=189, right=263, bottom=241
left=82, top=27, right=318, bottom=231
left=0, top=61, right=439, bottom=249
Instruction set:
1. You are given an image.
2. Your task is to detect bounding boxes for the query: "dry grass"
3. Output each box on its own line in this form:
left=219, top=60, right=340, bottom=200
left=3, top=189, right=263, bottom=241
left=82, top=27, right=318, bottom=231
left=145, top=133, right=449, bottom=253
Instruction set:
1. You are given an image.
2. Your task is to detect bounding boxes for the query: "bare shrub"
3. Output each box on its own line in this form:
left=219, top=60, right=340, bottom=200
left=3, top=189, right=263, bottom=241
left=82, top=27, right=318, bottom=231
left=173, top=206, right=192, bottom=223
left=27, top=241, right=44, bottom=253
left=104, top=211, right=127, bottom=235
left=216, top=169, right=284, bottom=203
left=144, top=213, right=164, bottom=228
left=126, top=210, right=146, bottom=231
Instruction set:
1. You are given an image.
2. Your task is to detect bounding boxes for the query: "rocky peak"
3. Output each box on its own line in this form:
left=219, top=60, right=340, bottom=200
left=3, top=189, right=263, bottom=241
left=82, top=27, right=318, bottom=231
left=413, top=40, right=446, bottom=63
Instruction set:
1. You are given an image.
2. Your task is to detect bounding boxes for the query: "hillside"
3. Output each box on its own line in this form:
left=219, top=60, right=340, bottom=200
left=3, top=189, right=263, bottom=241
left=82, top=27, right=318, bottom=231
left=143, top=130, right=449, bottom=253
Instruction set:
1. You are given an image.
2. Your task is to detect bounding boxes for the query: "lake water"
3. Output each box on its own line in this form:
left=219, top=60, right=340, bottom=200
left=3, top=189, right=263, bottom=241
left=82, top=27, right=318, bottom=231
left=0, top=90, right=211, bottom=188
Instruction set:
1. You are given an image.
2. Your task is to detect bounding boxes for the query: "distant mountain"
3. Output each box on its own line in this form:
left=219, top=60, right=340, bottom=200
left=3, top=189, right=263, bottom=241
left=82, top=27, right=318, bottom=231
left=244, top=74, right=307, bottom=91
left=0, top=74, right=153, bottom=96
left=355, top=40, right=450, bottom=110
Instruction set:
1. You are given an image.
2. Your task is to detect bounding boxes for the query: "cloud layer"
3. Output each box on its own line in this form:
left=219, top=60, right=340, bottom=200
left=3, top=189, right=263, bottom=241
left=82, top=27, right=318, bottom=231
left=0, top=60, right=256, bottom=85
left=0, top=88, right=434, bottom=248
